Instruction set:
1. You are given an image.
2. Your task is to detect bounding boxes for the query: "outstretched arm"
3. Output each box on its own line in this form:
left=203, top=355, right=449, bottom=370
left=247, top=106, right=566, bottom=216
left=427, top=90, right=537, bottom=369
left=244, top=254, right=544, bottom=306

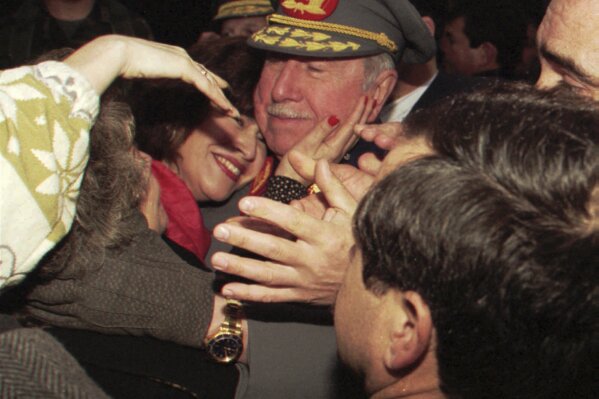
left=65, top=35, right=239, bottom=118
left=211, top=160, right=363, bottom=305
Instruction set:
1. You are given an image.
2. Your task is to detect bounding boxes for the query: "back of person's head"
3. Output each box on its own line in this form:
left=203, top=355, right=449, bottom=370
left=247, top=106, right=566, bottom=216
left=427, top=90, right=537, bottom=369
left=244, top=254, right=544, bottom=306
left=448, top=0, right=528, bottom=75
left=408, top=81, right=598, bottom=220
left=354, top=82, right=598, bottom=398
left=132, top=36, right=264, bottom=163
left=37, top=93, right=144, bottom=279
left=407, top=0, right=448, bottom=39
left=25, top=48, right=144, bottom=279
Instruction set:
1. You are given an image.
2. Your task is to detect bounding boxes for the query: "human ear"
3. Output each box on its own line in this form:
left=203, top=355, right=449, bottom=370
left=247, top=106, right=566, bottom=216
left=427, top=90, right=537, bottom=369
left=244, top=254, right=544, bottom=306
left=476, top=41, right=498, bottom=69
left=368, top=68, right=398, bottom=122
left=421, top=16, right=436, bottom=37
left=383, top=290, right=433, bottom=371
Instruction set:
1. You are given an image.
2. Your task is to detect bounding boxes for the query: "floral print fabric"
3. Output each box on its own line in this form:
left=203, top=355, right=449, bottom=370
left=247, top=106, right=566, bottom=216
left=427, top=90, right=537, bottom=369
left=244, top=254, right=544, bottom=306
left=0, top=61, right=98, bottom=289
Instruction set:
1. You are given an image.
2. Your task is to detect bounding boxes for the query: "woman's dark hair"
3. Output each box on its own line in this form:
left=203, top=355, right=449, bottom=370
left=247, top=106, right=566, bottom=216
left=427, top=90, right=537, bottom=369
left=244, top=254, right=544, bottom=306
left=132, top=36, right=265, bottom=163
left=36, top=96, right=145, bottom=279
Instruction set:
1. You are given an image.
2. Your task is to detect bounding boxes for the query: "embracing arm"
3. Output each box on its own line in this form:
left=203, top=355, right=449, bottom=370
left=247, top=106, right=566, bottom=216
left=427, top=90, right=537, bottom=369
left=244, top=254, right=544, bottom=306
left=25, top=211, right=248, bottom=360
left=64, top=35, right=238, bottom=117
left=0, top=34, right=239, bottom=290
left=24, top=213, right=216, bottom=348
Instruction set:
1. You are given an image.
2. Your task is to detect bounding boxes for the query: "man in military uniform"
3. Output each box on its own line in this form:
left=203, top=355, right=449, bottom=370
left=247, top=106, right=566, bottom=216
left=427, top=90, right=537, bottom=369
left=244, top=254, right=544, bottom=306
left=198, top=0, right=274, bottom=41
left=204, top=1, right=435, bottom=398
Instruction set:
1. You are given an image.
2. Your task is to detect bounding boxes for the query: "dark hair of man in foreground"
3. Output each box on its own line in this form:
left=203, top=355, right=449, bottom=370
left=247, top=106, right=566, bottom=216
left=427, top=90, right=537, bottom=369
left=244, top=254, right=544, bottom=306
left=352, top=82, right=598, bottom=398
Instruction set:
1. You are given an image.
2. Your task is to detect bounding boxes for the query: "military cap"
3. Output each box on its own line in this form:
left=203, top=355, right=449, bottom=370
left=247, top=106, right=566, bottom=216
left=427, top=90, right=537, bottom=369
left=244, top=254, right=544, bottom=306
left=247, top=0, right=435, bottom=63
left=214, top=0, right=275, bottom=21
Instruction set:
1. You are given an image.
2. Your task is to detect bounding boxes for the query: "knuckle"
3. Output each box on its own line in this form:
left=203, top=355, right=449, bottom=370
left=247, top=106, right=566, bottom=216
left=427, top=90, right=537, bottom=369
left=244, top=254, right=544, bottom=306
left=263, top=267, right=276, bottom=285
left=251, top=288, right=274, bottom=303
left=234, top=233, right=251, bottom=250
left=267, top=244, right=285, bottom=261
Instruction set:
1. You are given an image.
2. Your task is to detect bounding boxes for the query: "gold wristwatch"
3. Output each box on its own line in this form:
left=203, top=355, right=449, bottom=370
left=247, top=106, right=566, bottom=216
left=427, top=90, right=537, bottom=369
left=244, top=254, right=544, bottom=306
left=204, top=299, right=244, bottom=363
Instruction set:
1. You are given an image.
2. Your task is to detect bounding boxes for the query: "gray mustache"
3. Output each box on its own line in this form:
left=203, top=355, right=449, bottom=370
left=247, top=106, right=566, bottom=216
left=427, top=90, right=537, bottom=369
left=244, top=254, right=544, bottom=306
left=267, top=103, right=311, bottom=119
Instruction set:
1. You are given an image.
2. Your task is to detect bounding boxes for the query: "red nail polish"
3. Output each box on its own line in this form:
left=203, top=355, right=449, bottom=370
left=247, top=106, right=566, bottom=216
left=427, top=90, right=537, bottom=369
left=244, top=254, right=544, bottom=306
left=328, top=115, right=340, bottom=126
left=364, top=96, right=369, bottom=106
left=373, top=99, right=378, bottom=108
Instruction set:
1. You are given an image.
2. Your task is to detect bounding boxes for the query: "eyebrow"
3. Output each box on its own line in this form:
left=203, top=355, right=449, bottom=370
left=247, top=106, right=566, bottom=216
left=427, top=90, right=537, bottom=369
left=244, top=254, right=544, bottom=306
left=539, top=44, right=599, bottom=86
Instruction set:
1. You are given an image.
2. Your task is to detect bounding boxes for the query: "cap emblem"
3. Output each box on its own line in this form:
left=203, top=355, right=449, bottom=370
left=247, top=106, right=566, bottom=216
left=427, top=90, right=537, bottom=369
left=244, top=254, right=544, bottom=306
left=280, top=0, right=338, bottom=21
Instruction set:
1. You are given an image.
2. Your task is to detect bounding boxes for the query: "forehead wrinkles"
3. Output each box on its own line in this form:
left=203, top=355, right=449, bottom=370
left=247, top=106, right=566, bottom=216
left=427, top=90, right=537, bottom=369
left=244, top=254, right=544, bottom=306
left=540, top=0, right=599, bottom=47
left=539, top=0, right=599, bottom=70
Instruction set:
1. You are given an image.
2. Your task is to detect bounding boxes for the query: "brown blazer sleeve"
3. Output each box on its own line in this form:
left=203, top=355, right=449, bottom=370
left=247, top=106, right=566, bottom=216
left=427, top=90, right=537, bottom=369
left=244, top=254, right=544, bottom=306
left=25, top=212, right=215, bottom=348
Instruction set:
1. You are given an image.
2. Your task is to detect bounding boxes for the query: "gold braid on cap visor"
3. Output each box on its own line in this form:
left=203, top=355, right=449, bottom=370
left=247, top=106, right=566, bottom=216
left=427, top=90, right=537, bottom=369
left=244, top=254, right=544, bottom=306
left=217, top=0, right=273, bottom=18
left=268, top=14, right=398, bottom=53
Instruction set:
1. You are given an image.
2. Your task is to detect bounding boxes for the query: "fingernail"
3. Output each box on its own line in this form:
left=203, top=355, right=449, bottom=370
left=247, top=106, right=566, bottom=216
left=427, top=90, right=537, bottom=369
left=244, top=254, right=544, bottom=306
left=239, top=198, right=254, bottom=213
left=372, top=99, right=378, bottom=108
left=211, top=253, right=228, bottom=270
left=328, top=115, right=339, bottom=126
left=364, top=96, right=369, bottom=106
left=213, top=225, right=230, bottom=241
left=222, top=288, right=234, bottom=297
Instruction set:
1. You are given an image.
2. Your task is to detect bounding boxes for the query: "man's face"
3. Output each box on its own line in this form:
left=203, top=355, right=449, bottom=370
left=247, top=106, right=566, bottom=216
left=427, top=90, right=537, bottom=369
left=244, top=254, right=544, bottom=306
left=335, top=137, right=434, bottom=392
left=440, top=16, right=481, bottom=76
left=536, top=0, right=599, bottom=100
left=334, top=247, right=395, bottom=393
left=253, top=55, right=368, bottom=157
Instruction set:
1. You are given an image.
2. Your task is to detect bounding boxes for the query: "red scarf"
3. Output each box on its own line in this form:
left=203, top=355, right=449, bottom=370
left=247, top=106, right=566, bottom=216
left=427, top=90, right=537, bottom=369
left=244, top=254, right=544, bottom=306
left=151, top=160, right=210, bottom=262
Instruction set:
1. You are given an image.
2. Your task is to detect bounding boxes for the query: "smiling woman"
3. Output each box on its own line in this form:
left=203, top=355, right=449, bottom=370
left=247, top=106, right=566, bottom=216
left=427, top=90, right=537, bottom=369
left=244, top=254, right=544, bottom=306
left=132, top=36, right=267, bottom=262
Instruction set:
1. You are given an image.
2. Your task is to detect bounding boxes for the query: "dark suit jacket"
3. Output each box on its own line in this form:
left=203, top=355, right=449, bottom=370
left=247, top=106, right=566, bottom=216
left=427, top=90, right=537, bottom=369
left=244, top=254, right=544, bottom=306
left=412, top=71, right=480, bottom=113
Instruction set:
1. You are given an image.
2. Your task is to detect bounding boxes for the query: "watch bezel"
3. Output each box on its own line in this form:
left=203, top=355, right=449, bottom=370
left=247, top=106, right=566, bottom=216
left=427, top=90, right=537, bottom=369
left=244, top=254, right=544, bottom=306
left=206, top=332, right=243, bottom=363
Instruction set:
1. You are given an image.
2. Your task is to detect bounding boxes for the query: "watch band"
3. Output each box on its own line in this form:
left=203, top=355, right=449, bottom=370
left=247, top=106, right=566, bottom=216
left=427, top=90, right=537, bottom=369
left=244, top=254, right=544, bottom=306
left=222, top=299, right=243, bottom=334
left=204, top=299, right=244, bottom=363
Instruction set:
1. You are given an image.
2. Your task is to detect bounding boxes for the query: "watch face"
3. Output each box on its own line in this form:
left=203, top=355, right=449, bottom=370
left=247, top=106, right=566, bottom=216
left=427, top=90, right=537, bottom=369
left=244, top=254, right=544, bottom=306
left=207, top=333, right=243, bottom=363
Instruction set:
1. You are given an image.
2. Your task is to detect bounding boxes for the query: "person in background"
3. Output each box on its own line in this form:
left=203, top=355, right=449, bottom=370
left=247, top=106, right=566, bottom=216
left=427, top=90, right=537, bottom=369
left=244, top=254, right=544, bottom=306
left=513, top=1, right=549, bottom=82
left=0, top=0, right=153, bottom=69
left=197, top=0, right=273, bottom=42
left=439, top=0, right=528, bottom=79
left=379, top=0, right=478, bottom=124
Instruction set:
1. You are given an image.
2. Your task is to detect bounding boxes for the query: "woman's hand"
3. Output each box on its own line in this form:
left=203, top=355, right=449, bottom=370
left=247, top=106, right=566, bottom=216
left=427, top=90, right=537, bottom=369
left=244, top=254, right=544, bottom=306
left=274, top=96, right=374, bottom=185
left=65, top=35, right=239, bottom=119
